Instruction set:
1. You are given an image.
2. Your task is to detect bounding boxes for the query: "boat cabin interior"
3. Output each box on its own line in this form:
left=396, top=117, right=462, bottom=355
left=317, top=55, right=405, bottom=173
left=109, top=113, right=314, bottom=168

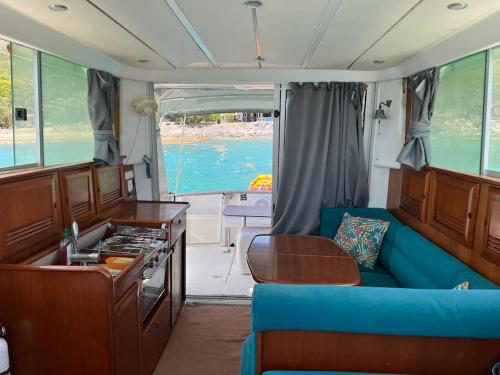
left=0, top=1, right=500, bottom=374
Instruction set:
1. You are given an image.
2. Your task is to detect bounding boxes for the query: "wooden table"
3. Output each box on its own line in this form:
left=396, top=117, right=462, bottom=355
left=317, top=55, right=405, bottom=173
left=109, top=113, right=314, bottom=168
left=247, top=234, right=361, bottom=285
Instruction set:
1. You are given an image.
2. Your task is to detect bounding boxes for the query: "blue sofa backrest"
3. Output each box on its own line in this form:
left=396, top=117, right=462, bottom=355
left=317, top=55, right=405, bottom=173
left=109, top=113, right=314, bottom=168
left=389, top=226, right=498, bottom=289
left=319, top=207, right=498, bottom=290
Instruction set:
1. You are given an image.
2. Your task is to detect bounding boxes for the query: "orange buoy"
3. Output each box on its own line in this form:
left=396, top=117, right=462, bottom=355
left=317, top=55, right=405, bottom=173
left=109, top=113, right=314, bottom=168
left=249, top=174, right=272, bottom=191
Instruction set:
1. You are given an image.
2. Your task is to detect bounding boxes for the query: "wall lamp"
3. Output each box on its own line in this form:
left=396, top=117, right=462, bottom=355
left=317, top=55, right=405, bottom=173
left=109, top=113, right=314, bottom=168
left=374, top=100, right=392, bottom=121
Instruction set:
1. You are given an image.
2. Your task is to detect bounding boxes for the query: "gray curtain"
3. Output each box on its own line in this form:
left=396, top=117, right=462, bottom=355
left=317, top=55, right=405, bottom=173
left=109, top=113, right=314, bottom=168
left=87, top=69, right=121, bottom=165
left=272, top=82, right=369, bottom=235
left=396, top=68, right=439, bottom=170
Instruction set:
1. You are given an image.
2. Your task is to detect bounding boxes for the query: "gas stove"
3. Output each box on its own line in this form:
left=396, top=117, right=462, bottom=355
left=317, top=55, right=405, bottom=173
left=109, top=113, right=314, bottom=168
left=88, top=225, right=171, bottom=320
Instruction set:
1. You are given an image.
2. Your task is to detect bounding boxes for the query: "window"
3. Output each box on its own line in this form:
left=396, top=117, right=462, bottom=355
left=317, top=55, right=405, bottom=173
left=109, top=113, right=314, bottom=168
left=161, top=113, right=273, bottom=195
left=0, top=40, right=38, bottom=168
left=41, top=53, right=93, bottom=166
left=486, top=48, right=500, bottom=173
left=0, top=39, right=13, bottom=168
left=430, top=52, right=486, bottom=174
left=11, top=43, right=38, bottom=165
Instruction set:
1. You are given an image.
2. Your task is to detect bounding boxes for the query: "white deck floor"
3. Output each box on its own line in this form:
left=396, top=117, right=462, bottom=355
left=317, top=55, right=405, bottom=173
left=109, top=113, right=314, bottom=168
left=186, top=245, right=255, bottom=297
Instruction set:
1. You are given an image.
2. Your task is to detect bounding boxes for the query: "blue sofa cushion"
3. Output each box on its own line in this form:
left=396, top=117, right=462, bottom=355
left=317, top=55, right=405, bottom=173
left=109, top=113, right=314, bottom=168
left=360, top=271, right=401, bottom=288
left=389, top=226, right=498, bottom=289
left=240, top=334, right=256, bottom=375
left=251, top=284, right=500, bottom=339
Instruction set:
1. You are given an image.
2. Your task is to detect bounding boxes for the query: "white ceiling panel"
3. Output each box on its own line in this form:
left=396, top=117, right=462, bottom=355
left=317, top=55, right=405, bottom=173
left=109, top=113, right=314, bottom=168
left=177, top=0, right=256, bottom=67
left=90, top=0, right=211, bottom=68
left=309, top=0, right=420, bottom=69
left=178, top=0, right=333, bottom=68
left=0, top=0, right=174, bottom=69
left=352, top=0, right=500, bottom=70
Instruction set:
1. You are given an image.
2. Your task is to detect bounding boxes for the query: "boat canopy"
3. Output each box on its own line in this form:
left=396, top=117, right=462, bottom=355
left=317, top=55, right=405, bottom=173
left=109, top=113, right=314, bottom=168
left=154, top=85, right=274, bottom=117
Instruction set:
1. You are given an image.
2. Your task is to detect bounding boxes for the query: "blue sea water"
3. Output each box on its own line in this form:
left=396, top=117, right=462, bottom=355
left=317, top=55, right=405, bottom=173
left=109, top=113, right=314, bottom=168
left=163, top=138, right=273, bottom=194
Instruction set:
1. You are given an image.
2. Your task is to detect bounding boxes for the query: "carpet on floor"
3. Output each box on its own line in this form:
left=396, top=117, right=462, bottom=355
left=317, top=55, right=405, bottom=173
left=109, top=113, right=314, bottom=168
left=153, top=304, right=251, bottom=375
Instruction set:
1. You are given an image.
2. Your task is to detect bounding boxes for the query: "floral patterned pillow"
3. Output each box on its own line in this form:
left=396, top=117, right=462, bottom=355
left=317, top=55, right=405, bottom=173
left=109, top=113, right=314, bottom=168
left=334, top=213, right=390, bottom=269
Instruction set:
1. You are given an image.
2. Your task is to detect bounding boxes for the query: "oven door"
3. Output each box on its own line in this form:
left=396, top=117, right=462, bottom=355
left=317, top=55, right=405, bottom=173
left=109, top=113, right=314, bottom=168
left=142, top=251, right=170, bottom=321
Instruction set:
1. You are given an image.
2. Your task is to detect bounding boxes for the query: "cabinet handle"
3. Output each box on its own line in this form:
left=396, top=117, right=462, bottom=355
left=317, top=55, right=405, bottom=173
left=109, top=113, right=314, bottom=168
left=467, top=212, right=473, bottom=219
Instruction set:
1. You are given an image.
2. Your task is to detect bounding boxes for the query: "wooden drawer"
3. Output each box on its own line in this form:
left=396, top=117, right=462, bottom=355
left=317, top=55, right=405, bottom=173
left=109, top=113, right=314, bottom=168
left=170, top=213, right=186, bottom=246
left=142, top=294, right=172, bottom=375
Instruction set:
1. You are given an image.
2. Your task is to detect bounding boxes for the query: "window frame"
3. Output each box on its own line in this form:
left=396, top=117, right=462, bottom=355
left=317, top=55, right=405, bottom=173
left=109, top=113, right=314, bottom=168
left=0, top=38, right=93, bottom=171
left=429, top=46, right=500, bottom=178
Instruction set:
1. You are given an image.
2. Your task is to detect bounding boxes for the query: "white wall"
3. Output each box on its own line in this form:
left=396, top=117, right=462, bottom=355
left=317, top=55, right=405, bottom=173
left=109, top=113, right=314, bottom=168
left=119, top=79, right=154, bottom=200
left=367, top=79, right=406, bottom=208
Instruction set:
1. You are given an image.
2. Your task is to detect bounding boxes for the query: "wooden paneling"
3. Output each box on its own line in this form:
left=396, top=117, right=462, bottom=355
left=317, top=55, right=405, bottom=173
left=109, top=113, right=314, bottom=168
left=427, top=172, right=480, bottom=247
left=257, top=331, right=500, bottom=375
left=390, top=165, right=500, bottom=284
left=399, top=165, right=430, bottom=221
left=479, top=186, right=500, bottom=266
left=114, top=283, right=142, bottom=375
left=94, top=165, right=125, bottom=213
left=142, top=293, right=172, bottom=375
left=0, top=174, right=62, bottom=263
left=386, top=168, right=402, bottom=209
left=60, top=167, right=96, bottom=228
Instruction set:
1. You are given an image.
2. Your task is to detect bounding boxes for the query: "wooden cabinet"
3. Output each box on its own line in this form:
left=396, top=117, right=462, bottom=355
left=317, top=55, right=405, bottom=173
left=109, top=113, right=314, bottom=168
left=142, top=293, right=172, bottom=375
left=114, top=283, right=142, bottom=375
left=171, top=237, right=184, bottom=325
left=60, top=167, right=96, bottom=228
left=94, top=165, right=124, bottom=213
left=399, top=166, right=430, bottom=222
left=428, top=172, right=480, bottom=247
left=0, top=174, right=62, bottom=263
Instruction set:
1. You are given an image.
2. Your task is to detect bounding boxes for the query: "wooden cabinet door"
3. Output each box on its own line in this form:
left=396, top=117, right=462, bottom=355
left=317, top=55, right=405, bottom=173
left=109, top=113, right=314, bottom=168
left=94, top=165, right=124, bottom=213
left=481, top=186, right=500, bottom=266
left=61, top=168, right=96, bottom=228
left=0, top=174, right=62, bottom=263
left=399, top=166, right=430, bottom=222
left=114, top=283, right=142, bottom=375
left=171, top=237, right=184, bottom=326
left=428, top=172, right=479, bottom=247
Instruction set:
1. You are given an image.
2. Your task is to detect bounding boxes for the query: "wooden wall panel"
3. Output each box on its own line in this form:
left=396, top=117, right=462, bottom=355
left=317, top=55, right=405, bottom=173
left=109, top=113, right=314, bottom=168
left=390, top=166, right=500, bottom=284
left=258, top=331, right=500, bottom=375
left=0, top=174, right=62, bottom=263
left=94, top=165, right=125, bottom=213
left=399, top=165, right=430, bottom=221
left=60, top=167, right=96, bottom=229
left=427, top=172, right=480, bottom=248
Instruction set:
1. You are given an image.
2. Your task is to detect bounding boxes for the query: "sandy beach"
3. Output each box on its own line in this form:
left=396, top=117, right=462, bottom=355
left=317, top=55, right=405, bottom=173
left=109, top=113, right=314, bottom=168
left=160, top=121, right=273, bottom=143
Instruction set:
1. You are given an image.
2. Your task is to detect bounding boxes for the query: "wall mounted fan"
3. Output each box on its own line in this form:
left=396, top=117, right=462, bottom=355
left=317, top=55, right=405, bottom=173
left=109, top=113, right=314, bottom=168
left=133, top=96, right=158, bottom=116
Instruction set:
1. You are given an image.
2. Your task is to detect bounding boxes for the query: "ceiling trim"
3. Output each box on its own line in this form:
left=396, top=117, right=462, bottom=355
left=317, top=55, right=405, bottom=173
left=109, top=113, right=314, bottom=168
left=347, top=0, right=424, bottom=70
left=163, top=0, right=217, bottom=67
left=86, top=0, right=176, bottom=69
left=301, top=0, right=343, bottom=68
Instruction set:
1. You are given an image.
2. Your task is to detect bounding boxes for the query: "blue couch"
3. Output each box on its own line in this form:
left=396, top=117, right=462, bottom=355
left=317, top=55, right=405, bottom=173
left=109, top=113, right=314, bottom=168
left=241, top=208, right=500, bottom=374
left=320, top=208, right=498, bottom=289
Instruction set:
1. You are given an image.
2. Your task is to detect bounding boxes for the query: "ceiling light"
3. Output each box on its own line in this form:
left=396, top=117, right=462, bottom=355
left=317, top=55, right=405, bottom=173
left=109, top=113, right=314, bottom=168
left=48, top=4, right=68, bottom=11
left=373, top=60, right=385, bottom=64
left=245, top=1, right=262, bottom=8
left=447, top=2, right=468, bottom=10
left=138, top=59, right=150, bottom=64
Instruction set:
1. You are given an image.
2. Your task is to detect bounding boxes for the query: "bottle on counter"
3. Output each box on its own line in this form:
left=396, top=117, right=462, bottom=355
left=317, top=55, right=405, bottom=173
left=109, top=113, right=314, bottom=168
left=59, top=228, right=74, bottom=266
